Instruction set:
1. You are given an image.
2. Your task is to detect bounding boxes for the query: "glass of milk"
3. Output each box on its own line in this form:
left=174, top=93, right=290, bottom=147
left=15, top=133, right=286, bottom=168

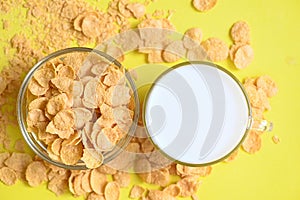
left=143, top=61, right=272, bottom=166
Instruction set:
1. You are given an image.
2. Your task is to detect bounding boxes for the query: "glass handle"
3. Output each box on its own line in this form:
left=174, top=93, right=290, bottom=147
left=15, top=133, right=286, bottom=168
left=250, top=118, right=273, bottom=132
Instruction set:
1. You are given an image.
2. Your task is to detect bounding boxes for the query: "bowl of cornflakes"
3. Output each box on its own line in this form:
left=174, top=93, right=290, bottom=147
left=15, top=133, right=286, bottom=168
left=17, top=47, right=139, bottom=170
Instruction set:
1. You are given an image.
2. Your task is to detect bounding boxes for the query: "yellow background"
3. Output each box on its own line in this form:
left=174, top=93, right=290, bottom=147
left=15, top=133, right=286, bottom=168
left=0, top=0, right=300, bottom=199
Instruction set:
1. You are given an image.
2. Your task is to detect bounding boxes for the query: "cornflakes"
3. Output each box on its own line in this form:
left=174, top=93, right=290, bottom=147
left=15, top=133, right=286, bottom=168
left=147, top=190, right=177, bottom=200
left=224, top=149, right=239, bottom=162
left=256, top=75, right=278, bottom=97
left=0, top=152, right=10, bottom=168
left=187, top=46, right=207, bottom=61
left=183, top=28, right=203, bottom=50
left=46, top=93, right=69, bottom=115
left=0, top=167, right=18, bottom=186
left=230, top=21, right=251, bottom=44
left=130, top=185, right=146, bottom=198
left=81, top=149, right=103, bottom=169
left=272, top=135, right=280, bottom=144
left=81, top=14, right=102, bottom=38
left=104, top=181, right=120, bottom=200
left=25, top=161, right=47, bottom=187
left=113, top=171, right=131, bottom=188
left=90, top=169, right=107, bottom=194
left=87, top=192, right=105, bottom=200
left=242, top=130, right=261, bottom=154
left=81, top=170, right=92, bottom=193
left=233, top=45, right=254, bottom=69
left=193, top=0, right=217, bottom=12
left=201, top=37, right=229, bottom=61
left=177, top=176, right=202, bottom=197
left=60, top=143, right=83, bottom=165
left=163, top=184, right=181, bottom=197
left=162, top=40, right=186, bottom=63
left=4, top=152, right=32, bottom=172
left=126, top=3, right=146, bottom=18
left=28, top=78, right=49, bottom=96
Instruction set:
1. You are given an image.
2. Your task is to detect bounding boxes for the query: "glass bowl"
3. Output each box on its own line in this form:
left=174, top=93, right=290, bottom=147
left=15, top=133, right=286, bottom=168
left=17, top=47, right=139, bottom=170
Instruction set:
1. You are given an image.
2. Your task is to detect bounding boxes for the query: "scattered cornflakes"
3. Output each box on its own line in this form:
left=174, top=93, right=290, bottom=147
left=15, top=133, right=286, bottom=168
left=201, top=37, right=229, bottom=61
left=177, top=176, right=202, bottom=197
left=90, top=169, right=107, bottom=194
left=4, top=152, right=32, bottom=172
left=233, top=45, right=254, bottom=69
left=224, top=149, right=239, bottom=162
left=25, top=161, right=47, bottom=187
left=230, top=21, right=251, bottom=44
left=0, top=167, right=18, bottom=186
left=242, top=130, right=262, bottom=154
left=163, top=184, right=181, bottom=197
left=129, top=185, right=146, bottom=199
left=104, top=181, right=120, bottom=200
left=193, top=0, right=217, bottom=12
left=183, top=28, right=203, bottom=50
left=272, top=135, right=280, bottom=144
left=113, top=171, right=131, bottom=188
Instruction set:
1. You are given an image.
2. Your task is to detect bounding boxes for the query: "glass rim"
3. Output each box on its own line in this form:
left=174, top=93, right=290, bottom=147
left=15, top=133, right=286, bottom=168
left=142, top=61, right=253, bottom=167
left=17, top=47, right=140, bottom=170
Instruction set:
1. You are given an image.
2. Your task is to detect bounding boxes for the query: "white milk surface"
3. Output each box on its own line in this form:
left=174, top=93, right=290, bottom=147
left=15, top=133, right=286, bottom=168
left=144, top=63, right=250, bottom=164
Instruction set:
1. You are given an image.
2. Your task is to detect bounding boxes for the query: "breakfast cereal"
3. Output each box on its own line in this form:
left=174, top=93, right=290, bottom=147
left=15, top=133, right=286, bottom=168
left=233, top=44, right=254, bottom=69
left=163, top=184, right=181, bottom=197
left=25, top=161, right=47, bottom=187
left=113, top=171, right=131, bottom=188
left=177, top=176, right=202, bottom=197
left=193, top=0, right=218, bottom=12
left=90, top=169, right=107, bottom=194
left=201, top=37, right=229, bottom=61
left=129, top=185, right=146, bottom=198
left=104, top=181, right=120, bottom=200
left=183, top=28, right=203, bottom=50
left=0, top=167, right=18, bottom=186
left=230, top=21, right=251, bottom=44
left=242, top=130, right=262, bottom=154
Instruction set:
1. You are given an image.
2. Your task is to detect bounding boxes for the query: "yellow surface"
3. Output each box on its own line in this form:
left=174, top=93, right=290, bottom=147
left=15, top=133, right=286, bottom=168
left=0, top=0, right=300, bottom=200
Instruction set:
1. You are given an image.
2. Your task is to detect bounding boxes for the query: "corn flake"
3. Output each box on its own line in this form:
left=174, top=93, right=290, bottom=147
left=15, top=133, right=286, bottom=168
left=130, top=185, right=146, bottom=198
left=28, top=97, right=48, bottom=111
left=0, top=152, right=10, bottom=168
left=177, top=176, right=202, bottom=197
left=4, top=152, right=33, bottom=172
left=230, top=21, right=251, bottom=44
left=183, top=28, right=203, bottom=50
left=162, top=40, right=186, bottom=63
left=25, top=161, right=47, bottom=187
left=242, top=130, right=261, bottom=154
left=81, top=149, right=103, bottom=169
left=87, top=192, right=105, bottom=200
left=46, top=93, right=69, bottom=115
left=104, top=181, right=120, bottom=200
left=233, top=45, right=254, bottom=69
left=33, top=67, right=56, bottom=88
left=147, top=190, right=177, bottom=200
left=256, top=75, right=278, bottom=97
left=201, top=37, right=228, bottom=62
left=113, top=171, right=131, bottom=188
left=81, top=14, right=101, bottom=38
left=28, top=78, right=49, bottom=96
left=51, top=77, right=73, bottom=94
left=90, top=169, right=107, bottom=194
left=60, top=143, right=83, bottom=165
left=163, top=184, right=181, bottom=197
left=0, top=167, right=18, bottom=186
left=193, top=0, right=217, bottom=12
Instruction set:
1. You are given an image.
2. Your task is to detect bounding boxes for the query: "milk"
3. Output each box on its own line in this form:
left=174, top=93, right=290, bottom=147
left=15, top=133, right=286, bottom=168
left=144, top=62, right=251, bottom=165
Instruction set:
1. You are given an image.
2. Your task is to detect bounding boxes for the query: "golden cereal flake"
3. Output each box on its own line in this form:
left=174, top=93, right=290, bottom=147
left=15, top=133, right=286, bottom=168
left=233, top=45, right=254, bottom=69
left=73, top=107, right=93, bottom=130
left=272, top=135, right=280, bottom=144
left=48, top=174, right=69, bottom=196
left=187, top=46, right=207, bottom=61
left=95, top=128, right=115, bottom=150
left=83, top=78, right=100, bottom=109
left=50, top=138, right=63, bottom=156
left=26, top=108, right=48, bottom=129
left=60, top=143, right=83, bottom=165
left=33, top=67, right=56, bottom=88
left=28, top=78, right=49, bottom=96
left=193, top=0, right=217, bottom=12
left=126, top=3, right=146, bottom=18
left=81, top=14, right=102, bottom=38
left=176, top=164, right=212, bottom=177
left=177, top=176, right=202, bottom=197
left=106, top=85, right=131, bottom=107
left=183, top=28, right=203, bottom=50
left=73, top=173, right=86, bottom=196
left=81, top=149, right=103, bottom=169
left=224, top=149, right=239, bottom=162
left=91, top=61, right=110, bottom=76
left=242, top=130, right=261, bottom=154
left=25, top=161, right=47, bottom=187
left=162, top=40, right=186, bottom=63
left=51, top=77, right=73, bottom=94
left=150, top=168, right=170, bottom=187
left=53, top=109, right=75, bottom=130
left=0, top=152, right=10, bottom=168
left=230, top=21, right=251, bottom=44
left=73, top=81, right=84, bottom=97
left=147, top=50, right=164, bottom=63
left=46, top=121, right=74, bottom=139
left=129, top=185, right=146, bottom=198
left=256, top=75, right=278, bottom=97
left=104, top=181, right=120, bottom=200
left=4, top=153, right=33, bottom=172
left=28, top=97, right=48, bottom=111
left=46, top=93, right=69, bottom=115
left=113, top=171, right=131, bottom=188
left=201, top=37, right=229, bottom=62
left=87, top=192, right=105, bottom=200
left=229, top=43, right=244, bottom=61
left=163, top=184, right=181, bottom=197
left=90, top=169, right=107, bottom=195
left=0, top=167, right=18, bottom=186
left=103, top=67, right=125, bottom=86
left=81, top=170, right=93, bottom=193
left=57, top=64, right=76, bottom=79
left=73, top=13, right=85, bottom=31
left=106, top=45, right=124, bottom=62
left=97, top=165, right=117, bottom=175
left=147, top=190, right=177, bottom=200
